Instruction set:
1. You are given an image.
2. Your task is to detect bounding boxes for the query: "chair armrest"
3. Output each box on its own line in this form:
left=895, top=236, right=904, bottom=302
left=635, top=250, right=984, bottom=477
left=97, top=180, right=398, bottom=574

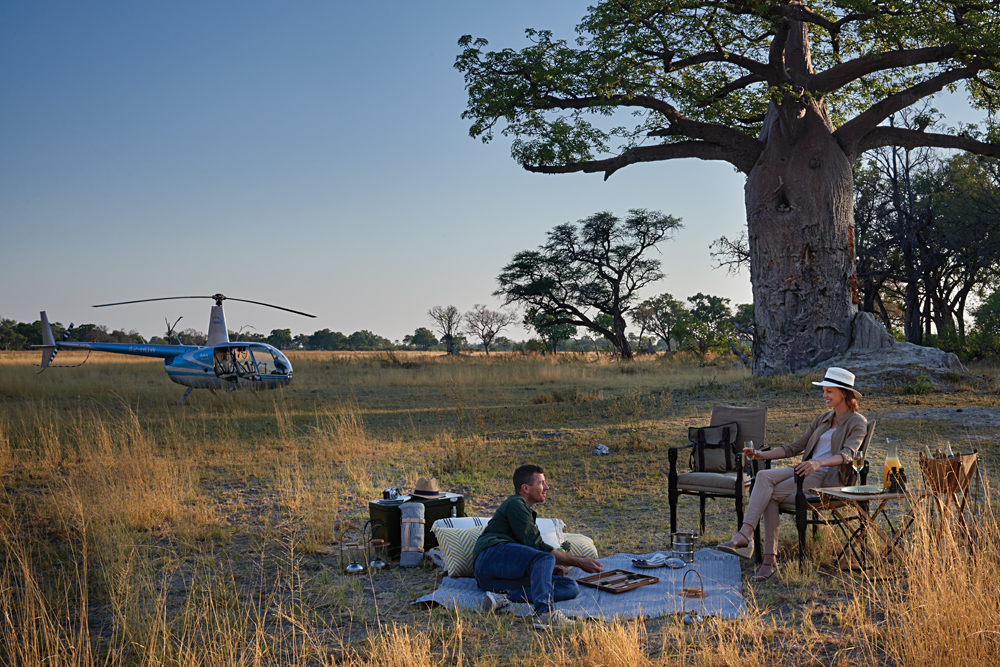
left=750, top=446, right=773, bottom=477
left=795, top=470, right=821, bottom=504
left=668, top=447, right=680, bottom=491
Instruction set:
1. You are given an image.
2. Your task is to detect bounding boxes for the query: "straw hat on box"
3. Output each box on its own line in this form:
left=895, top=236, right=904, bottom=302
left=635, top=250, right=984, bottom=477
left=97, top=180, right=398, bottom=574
left=412, top=477, right=446, bottom=498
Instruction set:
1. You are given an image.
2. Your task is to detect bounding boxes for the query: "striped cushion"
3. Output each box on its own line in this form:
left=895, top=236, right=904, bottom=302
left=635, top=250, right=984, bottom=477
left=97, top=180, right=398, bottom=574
left=431, top=516, right=489, bottom=530
left=432, top=525, right=486, bottom=577
left=562, top=533, right=599, bottom=559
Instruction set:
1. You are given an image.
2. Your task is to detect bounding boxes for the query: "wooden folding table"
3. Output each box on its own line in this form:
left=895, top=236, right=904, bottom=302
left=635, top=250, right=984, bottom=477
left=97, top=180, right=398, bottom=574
left=814, top=487, right=933, bottom=566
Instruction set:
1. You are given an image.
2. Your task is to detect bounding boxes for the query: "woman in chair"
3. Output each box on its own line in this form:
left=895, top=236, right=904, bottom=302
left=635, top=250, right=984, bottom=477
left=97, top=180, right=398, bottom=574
left=716, top=367, right=867, bottom=582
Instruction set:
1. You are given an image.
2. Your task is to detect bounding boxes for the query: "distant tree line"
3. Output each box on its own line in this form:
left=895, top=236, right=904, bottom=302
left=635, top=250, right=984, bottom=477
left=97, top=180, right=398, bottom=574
left=0, top=318, right=146, bottom=350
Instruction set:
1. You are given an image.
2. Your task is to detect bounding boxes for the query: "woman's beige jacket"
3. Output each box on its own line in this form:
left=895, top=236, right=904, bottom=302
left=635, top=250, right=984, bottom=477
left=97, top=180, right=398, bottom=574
left=777, top=410, right=869, bottom=487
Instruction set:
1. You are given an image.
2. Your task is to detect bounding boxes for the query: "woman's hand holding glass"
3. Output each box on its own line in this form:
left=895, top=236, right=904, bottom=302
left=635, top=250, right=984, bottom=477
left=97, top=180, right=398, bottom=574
left=742, top=440, right=758, bottom=460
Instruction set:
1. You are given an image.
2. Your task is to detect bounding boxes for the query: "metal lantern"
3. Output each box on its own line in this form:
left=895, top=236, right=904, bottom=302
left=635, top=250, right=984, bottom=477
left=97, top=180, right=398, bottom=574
left=339, top=530, right=368, bottom=576
left=368, top=539, right=389, bottom=571
left=364, top=520, right=390, bottom=571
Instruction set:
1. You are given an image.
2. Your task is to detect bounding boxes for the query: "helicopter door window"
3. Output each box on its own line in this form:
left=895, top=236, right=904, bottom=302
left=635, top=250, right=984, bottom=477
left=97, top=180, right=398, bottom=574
left=250, top=345, right=282, bottom=375
left=214, top=348, right=235, bottom=376
left=231, top=347, right=255, bottom=376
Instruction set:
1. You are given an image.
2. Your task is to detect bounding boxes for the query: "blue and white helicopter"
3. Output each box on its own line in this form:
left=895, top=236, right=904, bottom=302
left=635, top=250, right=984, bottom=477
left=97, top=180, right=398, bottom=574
left=37, top=294, right=315, bottom=403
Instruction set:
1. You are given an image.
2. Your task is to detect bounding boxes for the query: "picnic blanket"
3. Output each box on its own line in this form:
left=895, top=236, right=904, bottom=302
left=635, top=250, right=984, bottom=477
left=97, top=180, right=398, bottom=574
left=413, top=549, right=745, bottom=620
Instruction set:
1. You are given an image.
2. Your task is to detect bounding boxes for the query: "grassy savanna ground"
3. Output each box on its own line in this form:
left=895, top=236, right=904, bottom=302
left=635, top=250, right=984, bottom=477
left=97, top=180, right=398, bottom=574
left=2, top=349, right=1000, bottom=665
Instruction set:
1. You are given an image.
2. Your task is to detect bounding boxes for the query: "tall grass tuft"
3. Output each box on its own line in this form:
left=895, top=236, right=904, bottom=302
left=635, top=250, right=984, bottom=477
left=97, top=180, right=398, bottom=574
left=858, top=497, right=1000, bottom=666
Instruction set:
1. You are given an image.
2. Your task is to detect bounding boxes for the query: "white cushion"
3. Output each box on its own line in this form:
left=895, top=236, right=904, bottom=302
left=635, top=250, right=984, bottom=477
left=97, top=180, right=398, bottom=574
left=429, top=516, right=565, bottom=549
left=430, top=516, right=575, bottom=576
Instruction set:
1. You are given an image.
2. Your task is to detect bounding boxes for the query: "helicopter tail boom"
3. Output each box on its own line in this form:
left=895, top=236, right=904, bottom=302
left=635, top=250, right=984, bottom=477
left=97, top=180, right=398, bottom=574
left=37, top=311, right=58, bottom=371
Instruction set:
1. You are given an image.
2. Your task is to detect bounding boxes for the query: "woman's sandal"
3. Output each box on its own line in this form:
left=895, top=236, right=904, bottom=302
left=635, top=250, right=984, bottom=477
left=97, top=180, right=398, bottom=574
left=715, top=535, right=754, bottom=559
left=749, top=562, right=778, bottom=583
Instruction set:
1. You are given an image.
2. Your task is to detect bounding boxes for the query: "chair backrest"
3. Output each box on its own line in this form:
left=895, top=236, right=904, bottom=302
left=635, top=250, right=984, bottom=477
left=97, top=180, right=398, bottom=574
left=711, top=404, right=767, bottom=451
left=858, top=420, right=877, bottom=457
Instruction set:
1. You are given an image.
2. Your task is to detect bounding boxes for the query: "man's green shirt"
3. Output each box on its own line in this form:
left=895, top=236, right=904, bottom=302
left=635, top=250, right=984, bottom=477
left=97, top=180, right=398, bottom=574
left=472, top=494, right=553, bottom=563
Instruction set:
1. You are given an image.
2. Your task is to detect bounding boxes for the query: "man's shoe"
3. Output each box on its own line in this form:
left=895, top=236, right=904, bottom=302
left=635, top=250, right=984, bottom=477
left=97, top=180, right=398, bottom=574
left=482, top=591, right=511, bottom=613
left=532, top=610, right=579, bottom=631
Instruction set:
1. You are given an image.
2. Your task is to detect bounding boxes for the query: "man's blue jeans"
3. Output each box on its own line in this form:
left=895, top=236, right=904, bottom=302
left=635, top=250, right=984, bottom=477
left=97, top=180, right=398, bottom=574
left=473, top=543, right=579, bottom=616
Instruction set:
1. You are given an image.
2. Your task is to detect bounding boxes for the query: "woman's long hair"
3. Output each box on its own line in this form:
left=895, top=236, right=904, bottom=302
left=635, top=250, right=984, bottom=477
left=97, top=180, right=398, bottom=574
left=842, top=389, right=859, bottom=413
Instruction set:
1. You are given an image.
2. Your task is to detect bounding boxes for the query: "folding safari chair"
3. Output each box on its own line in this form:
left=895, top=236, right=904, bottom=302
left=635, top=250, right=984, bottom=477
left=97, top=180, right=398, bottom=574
left=766, top=420, right=878, bottom=563
left=668, top=404, right=767, bottom=536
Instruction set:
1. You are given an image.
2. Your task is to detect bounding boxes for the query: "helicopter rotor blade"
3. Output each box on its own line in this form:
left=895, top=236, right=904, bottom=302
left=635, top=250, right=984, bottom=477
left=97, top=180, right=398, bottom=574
left=93, top=296, right=214, bottom=308
left=224, top=298, right=316, bottom=318
left=92, top=295, right=315, bottom=318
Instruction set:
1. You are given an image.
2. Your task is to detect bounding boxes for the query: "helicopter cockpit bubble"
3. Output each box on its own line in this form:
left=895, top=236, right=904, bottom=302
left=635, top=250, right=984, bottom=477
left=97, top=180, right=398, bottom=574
left=250, top=344, right=291, bottom=376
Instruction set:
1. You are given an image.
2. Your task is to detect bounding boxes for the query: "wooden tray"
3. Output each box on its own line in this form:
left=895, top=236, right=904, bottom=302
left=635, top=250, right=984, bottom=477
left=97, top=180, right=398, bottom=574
left=577, top=569, right=659, bottom=594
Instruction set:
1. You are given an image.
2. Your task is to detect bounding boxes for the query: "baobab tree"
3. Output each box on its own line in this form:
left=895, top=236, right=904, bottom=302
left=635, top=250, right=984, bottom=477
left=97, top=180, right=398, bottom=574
left=456, top=1, right=1000, bottom=374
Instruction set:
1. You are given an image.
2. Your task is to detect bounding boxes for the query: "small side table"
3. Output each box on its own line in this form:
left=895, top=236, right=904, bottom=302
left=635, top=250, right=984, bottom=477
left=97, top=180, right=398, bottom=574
left=814, top=487, right=932, bottom=566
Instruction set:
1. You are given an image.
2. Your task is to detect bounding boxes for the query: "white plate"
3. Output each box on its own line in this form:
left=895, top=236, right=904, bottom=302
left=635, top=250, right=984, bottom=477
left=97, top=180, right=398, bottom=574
left=840, top=485, right=884, bottom=495
left=632, top=560, right=666, bottom=569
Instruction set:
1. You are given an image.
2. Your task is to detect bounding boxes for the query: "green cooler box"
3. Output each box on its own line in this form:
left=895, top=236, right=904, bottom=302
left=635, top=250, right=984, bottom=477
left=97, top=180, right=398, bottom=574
left=368, top=492, right=465, bottom=558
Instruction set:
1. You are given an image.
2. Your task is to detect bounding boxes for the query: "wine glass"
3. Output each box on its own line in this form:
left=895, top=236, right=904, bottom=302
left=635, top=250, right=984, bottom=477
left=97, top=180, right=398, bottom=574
left=742, top=440, right=756, bottom=460
left=849, top=448, right=866, bottom=476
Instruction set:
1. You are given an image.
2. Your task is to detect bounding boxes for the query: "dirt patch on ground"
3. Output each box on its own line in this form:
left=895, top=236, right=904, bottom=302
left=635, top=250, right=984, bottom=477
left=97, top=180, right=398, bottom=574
left=879, top=406, right=1000, bottom=437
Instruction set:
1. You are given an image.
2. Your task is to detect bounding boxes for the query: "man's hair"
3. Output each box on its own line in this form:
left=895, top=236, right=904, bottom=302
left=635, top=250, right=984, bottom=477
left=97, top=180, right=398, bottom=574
left=513, top=464, right=544, bottom=493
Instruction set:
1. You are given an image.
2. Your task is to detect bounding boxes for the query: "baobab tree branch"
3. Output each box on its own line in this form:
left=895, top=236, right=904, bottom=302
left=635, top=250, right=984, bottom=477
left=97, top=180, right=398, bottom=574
left=836, top=60, right=984, bottom=155
left=856, top=127, right=1000, bottom=158
left=811, top=45, right=961, bottom=94
left=523, top=138, right=763, bottom=179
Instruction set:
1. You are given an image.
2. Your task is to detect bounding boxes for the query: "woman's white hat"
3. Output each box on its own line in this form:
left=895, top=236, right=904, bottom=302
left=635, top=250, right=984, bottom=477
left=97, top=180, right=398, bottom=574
left=812, top=367, right=862, bottom=398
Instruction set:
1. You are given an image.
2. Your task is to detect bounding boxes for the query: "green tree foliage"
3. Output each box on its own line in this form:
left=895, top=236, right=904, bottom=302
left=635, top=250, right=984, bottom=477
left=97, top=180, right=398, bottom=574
left=346, top=330, right=391, bottom=351
left=457, top=1, right=1000, bottom=374
left=266, top=329, right=293, bottom=350
left=306, top=329, right=349, bottom=350
left=633, top=293, right=688, bottom=352
left=523, top=308, right=577, bottom=353
left=973, top=291, right=1000, bottom=338
left=176, top=328, right=207, bottom=346
left=0, top=318, right=27, bottom=350
left=404, top=327, right=439, bottom=350
left=683, top=293, right=733, bottom=356
left=496, top=209, right=681, bottom=360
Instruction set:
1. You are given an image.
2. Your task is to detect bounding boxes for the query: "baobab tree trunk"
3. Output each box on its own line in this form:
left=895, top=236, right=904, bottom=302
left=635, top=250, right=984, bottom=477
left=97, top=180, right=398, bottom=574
left=746, top=100, right=858, bottom=374
left=745, top=21, right=858, bottom=375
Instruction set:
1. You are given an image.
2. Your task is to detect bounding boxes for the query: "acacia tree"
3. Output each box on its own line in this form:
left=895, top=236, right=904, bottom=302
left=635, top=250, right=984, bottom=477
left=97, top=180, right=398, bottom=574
left=496, top=209, right=681, bottom=360
left=464, top=304, right=517, bottom=354
left=456, top=2, right=1000, bottom=374
left=428, top=305, right=463, bottom=355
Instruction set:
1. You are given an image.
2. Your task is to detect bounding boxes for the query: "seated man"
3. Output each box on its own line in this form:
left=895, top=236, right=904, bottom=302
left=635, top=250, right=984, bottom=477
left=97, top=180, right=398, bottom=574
left=472, top=464, right=603, bottom=630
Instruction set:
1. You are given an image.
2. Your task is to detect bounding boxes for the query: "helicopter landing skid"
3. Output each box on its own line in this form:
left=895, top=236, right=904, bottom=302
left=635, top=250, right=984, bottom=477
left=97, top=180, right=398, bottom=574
left=178, top=387, right=194, bottom=405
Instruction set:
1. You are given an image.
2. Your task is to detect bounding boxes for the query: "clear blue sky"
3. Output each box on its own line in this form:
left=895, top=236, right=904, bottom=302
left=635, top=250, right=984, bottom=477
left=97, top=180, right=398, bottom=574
left=0, top=2, right=986, bottom=342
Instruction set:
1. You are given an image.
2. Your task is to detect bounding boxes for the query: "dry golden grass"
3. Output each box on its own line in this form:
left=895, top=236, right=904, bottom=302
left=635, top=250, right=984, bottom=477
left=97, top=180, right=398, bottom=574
left=1, top=350, right=1000, bottom=665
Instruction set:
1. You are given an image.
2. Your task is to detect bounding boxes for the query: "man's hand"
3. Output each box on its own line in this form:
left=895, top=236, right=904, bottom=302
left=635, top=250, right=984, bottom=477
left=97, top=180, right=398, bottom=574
left=552, top=549, right=604, bottom=573
left=553, top=565, right=568, bottom=576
